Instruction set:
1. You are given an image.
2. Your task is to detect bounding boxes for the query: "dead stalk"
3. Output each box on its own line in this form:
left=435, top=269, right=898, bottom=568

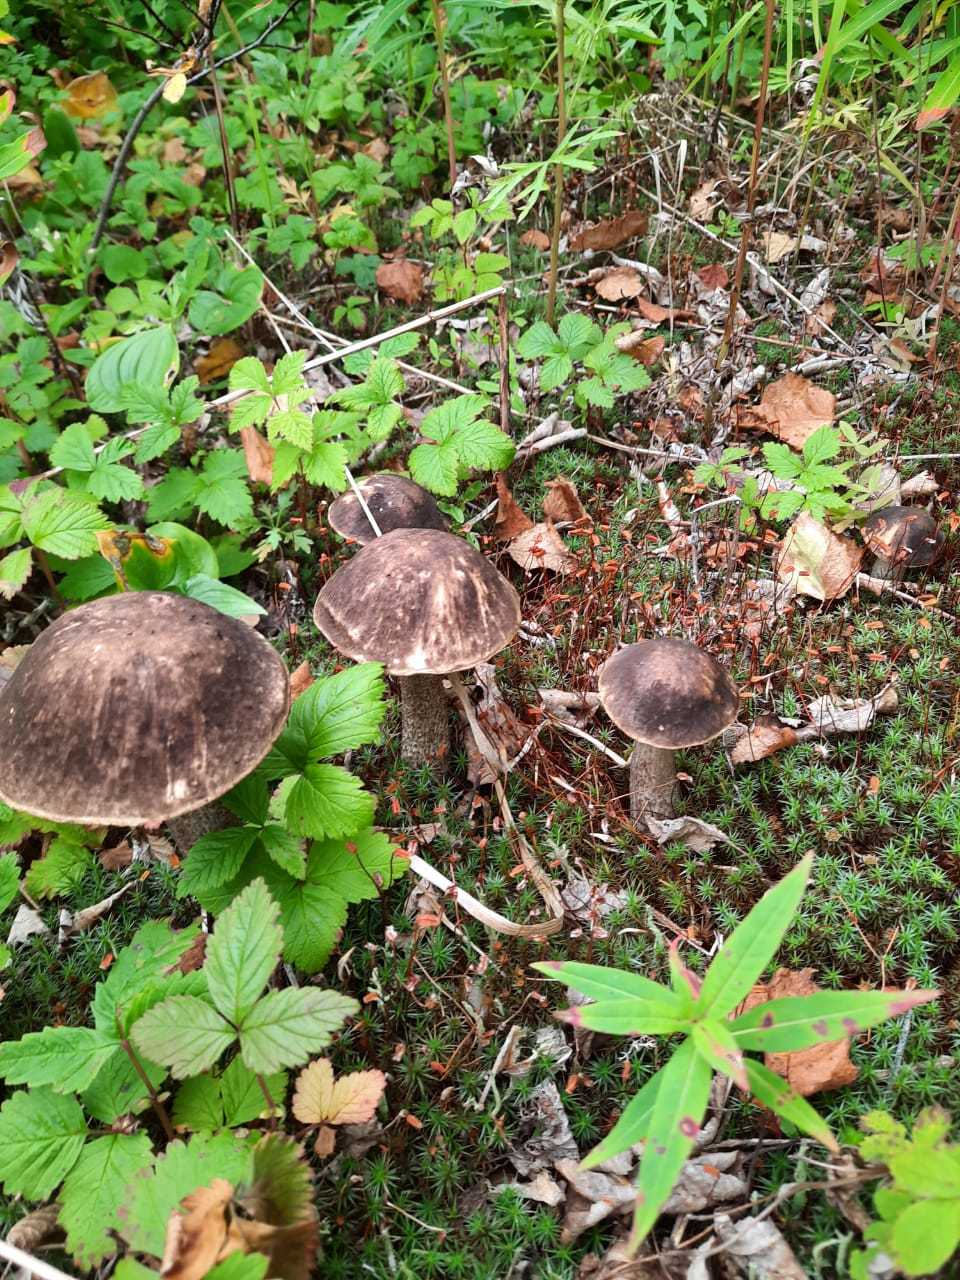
left=545, top=0, right=566, bottom=327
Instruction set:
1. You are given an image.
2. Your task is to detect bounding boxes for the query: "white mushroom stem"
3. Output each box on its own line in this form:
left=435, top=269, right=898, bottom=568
left=629, top=743, right=677, bottom=821
left=399, top=674, right=451, bottom=766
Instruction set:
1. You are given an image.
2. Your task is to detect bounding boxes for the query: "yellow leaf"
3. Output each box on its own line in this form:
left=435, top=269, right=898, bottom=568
left=292, top=1058, right=386, bottom=1126
left=63, top=72, right=118, bottom=120
left=163, top=72, right=188, bottom=104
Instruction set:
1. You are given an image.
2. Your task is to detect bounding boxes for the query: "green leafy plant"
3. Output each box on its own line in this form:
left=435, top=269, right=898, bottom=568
left=533, top=855, right=938, bottom=1251
left=408, top=394, right=514, bottom=496
left=0, top=478, right=110, bottom=600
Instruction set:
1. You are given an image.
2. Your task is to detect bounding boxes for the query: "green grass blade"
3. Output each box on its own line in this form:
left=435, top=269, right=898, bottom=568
left=581, top=1068, right=664, bottom=1170
left=694, top=855, right=813, bottom=1020
left=729, top=988, right=939, bottom=1051
left=691, top=1019, right=748, bottom=1090
left=745, top=1059, right=838, bottom=1151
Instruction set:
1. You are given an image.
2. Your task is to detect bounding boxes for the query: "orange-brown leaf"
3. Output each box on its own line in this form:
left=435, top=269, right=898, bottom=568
left=568, top=210, right=647, bottom=252
left=494, top=472, right=534, bottom=540
left=376, top=259, right=424, bottom=305
left=292, top=1058, right=387, bottom=1126
left=63, top=72, right=118, bottom=120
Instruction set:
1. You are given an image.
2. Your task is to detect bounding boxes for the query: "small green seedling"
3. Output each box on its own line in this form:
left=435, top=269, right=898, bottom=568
left=533, top=854, right=939, bottom=1251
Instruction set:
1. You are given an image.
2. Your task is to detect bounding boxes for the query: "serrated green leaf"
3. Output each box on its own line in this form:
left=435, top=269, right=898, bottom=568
left=0, top=851, right=18, bottom=912
left=134, top=423, right=181, bottom=463
left=729, top=988, right=938, bottom=1051
left=695, top=855, right=813, bottom=1019
left=0, top=1087, right=87, bottom=1199
left=206, top=878, right=283, bottom=1025
left=21, top=489, right=110, bottom=559
left=408, top=439, right=460, bottom=495
left=172, top=1073, right=225, bottom=1132
left=0, top=546, right=31, bottom=600
left=890, top=1198, right=960, bottom=1275
left=581, top=1069, right=664, bottom=1169
left=242, top=1133, right=312, bottom=1225
left=23, top=836, right=92, bottom=898
left=260, top=824, right=306, bottom=878
left=298, top=437, right=349, bottom=491
left=268, top=407, right=314, bottom=450
left=556, top=312, right=601, bottom=353
left=83, top=1048, right=166, bottom=1125
left=266, top=663, right=386, bottom=768
left=196, top=450, right=254, bottom=527
left=93, top=919, right=200, bottom=1034
left=178, top=826, right=261, bottom=898
left=131, top=994, right=235, bottom=1078
left=271, top=350, right=309, bottom=397
left=516, top=320, right=560, bottom=360
left=0, top=1025, right=115, bottom=1093
left=229, top=357, right=272, bottom=395
left=539, top=352, right=574, bottom=392
left=277, top=763, right=376, bottom=840
left=61, top=1133, right=153, bottom=1267
left=239, top=987, right=357, bottom=1074
left=49, top=422, right=96, bottom=472
left=744, top=1059, right=837, bottom=1150
left=208, top=1255, right=269, bottom=1280
left=88, top=456, right=145, bottom=503
left=449, top=419, right=515, bottom=472
left=802, top=425, right=841, bottom=465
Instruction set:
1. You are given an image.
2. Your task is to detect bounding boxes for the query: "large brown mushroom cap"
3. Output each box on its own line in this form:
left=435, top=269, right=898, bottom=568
left=313, top=528, right=520, bottom=676
left=328, top=473, right=449, bottom=546
left=0, top=592, right=290, bottom=826
left=862, top=505, right=944, bottom=568
left=598, top=639, right=739, bottom=748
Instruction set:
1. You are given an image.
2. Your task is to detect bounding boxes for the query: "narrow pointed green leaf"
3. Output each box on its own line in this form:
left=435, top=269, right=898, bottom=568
left=581, top=1068, right=664, bottom=1170
left=729, top=988, right=939, bottom=1052
left=691, top=1019, right=748, bottom=1089
left=532, top=960, right=685, bottom=1011
left=205, top=878, right=283, bottom=1024
left=629, top=1039, right=712, bottom=1248
left=557, top=999, right=690, bottom=1037
left=744, top=1059, right=838, bottom=1151
left=695, top=855, right=813, bottom=1019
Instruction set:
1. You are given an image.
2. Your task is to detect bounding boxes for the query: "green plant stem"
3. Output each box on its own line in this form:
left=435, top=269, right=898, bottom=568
left=546, top=0, right=566, bottom=329
left=257, top=1072, right=278, bottom=1129
left=429, top=0, right=458, bottom=190
left=118, top=1024, right=175, bottom=1142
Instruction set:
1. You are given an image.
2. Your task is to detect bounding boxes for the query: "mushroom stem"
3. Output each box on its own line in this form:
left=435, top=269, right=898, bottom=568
left=399, top=674, right=451, bottom=766
left=870, top=554, right=901, bottom=583
left=629, top=743, right=677, bottom=821
left=166, top=800, right=237, bottom=856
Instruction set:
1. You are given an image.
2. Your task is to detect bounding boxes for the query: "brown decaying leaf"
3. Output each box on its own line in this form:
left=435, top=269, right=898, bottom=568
left=289, top=661, right=314, bottom=700
left=508, top=521, right=577, bottom=574
left=7, top=1205, right=64, bottom=1255
left=622, top=333, right=665, bottom=366
left=775, top=512, right=863, bottom=601
left=593, top=267, right=643, bottom=301
left=743, top=969, right=858, bottom=1096
left=761, top=230, right=826, bottom=264
left=753, top=372, right=836, bottom=449
left=314, top=1126, right=337, bottom=1159
left=0, top=240, right=17, bottom=286
left=520, top=229, right=551, bottom=251
left=63, top=72, right=118, bottom=119
left=697, top=263, right=729, bottom=289
left=726, top=715, right=799, bottom=764
left=688, top=179, right=720, bottom=221
left=173, top=932, right=207, bottom=974
left=292, top=1057, right=387, bottom=1126
left=195, top=337, right=244, bottom=383
left=99, top=841, right=134, bottom=870
left=805, top=298, right=837, bottom=337
left=542, top=476, right=588, bottom=524
left=239, top=426, right=274, bottom=486
left=494, top=472, right=534, bottom=540
left=375, top=258, right=424, bottom=305
left=568, top=209, right=647, bottom=252
left=161, top=1180, right=233, bottom=1280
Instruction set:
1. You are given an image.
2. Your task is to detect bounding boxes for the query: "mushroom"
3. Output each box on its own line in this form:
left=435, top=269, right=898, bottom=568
left=313, top=527, right=520, bottom=766
left=328, top=473, right=449, bottom=546
left=0, top=592, right=290, bottom=837
left=597, top=638, right=739, bottom=821
left=862, top=505, right=944, bottom=582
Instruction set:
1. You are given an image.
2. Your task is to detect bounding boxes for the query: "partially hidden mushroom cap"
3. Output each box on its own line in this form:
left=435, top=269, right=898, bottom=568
left=313, top=528, right=520, bottom=676
left=862, top=505, right=944, bottom=568
left=598, top=638, right=739, bottom=749
left=0, top=592, right=290, bottom=827
left=328, top=473, right=449, bottom=546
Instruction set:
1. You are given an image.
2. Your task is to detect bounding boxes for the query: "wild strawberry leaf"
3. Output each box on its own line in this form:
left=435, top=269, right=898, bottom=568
left=292, top=1057, right=386, bottom=1125
left=60, top=1133, right=153, bottom=1267
left=239, top=988, right=358, bottom=1075
left=0, top=1087, right=87, bottom=1199
left=205, top=878, right=283, bottom=1025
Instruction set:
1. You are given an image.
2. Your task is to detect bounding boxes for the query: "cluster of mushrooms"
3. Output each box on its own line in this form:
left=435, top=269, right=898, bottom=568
left=0, top=475, right=945, bottom=840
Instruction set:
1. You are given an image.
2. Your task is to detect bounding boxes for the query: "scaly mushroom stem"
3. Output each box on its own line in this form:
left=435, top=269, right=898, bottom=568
left=629, top=742, right=677, bottom=821
left=399, top=674, right=451, bottom=766
left=167, top=800, right=237, bottom=855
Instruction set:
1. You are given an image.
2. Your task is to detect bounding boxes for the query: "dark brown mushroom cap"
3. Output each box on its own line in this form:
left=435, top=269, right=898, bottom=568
left=313, top=528, right=520, bottom=676
left=598, top=639, right=739, bottom=748
left=0, top=592, right=290, bottom=826
left=327, top=473, right=449, bottom=546
left=862, top=505, right=944, bottom=568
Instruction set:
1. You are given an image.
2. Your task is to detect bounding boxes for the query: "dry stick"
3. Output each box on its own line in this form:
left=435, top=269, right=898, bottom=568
left=498, top=290, right=511, bottom=436
left=406, top=852, right=562, bottom=937
left=209, top=67, right=241, bottom=236
left=715, top=0, right=775, bottom=367
left=545, top=0, right=566, bottom=328
left=36, top=285, right=506, bottom=482
left=429, top=0, right=458, bottom=190
left=0, top=1241, right=77, bottom=1280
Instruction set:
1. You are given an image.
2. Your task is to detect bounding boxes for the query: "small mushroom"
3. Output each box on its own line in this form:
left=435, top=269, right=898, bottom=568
left=328, top=473, right=449, bottom=546
left=313, top=528, right=520, bottom=766
left=597, top=639, right=739, bottom=821
left=0, top=592, right=290, bottom=829
left=862, top=505, right=944, bottom=582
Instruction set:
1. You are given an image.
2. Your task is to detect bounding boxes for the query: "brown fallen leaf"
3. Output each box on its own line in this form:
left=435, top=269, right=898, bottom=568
left=689, top=178, right=720, bottom=221
left=182, top=162, right=206, bottom=188
left=805, top=298, right=837, bottom=337
left=239, top=426, right=274, bottom=486
left=633, top=296, right=694, bottom=324
left=195, top=337, right=244, bottom=383
left=161, top=1180, right=233, bottom=1280
left=362, top=137, right=390, bottom=163
left=63, top=71, right=118, bottom=119
left=698, top=263, right=729, bottom=289
left=289, top=661, right=314, bottom=700
left=292, top=1058, right=387, bottom=1126
left=520, top=229, right=551, bottom=251
left=568, top=209, right=647, bottom=252
left=469, top=661, right=530, bottom=785
left=99, top=841, right=134, bottom=871
left=726, top=715, right=799, bottom=764
left=543, top=476, right=588, bottom=524
left=0, top=240, right=17, bottom=287
left=594, top=267, right=643, bottom=301
left=173, top=933, right=207, bottom=974
left=753, top=372, right=836, bottom=449
left=775, top=512, right=863, bottom=601
left=7, top=1205, right=64, bottom=1255
left=620, top=333, right=664, bottom=366
left=508, top=521, right=577, bottom=573
left=743, top=969, right=858, bottom=1096
left=162, top=137, right=189, bottom=165
left=314, top=1126, right=337, bottom=1159
left=494, top=472, right=534, bottom=540
left=761, top=230, right=827, bottom=264
left=376, top=258, right=424, bottom=305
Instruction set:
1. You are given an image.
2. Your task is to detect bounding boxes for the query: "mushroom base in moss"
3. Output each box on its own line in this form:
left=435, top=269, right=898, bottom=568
left=629, top=742, right=677, bottom=821
left=166, top=800, right=238, bottom=855
left=400, top=674, right=451, bottom=766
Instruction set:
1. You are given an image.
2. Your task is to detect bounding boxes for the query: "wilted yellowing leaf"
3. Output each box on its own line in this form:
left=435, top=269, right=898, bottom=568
left=63, top=72, right=118, bottom=120
left=292, top=1058, right=386, bottom=1126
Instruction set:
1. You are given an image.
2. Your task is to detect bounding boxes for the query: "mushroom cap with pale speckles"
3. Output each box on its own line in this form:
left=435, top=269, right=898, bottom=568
left=598, top=638, right=739, bottom=748
left=0, top=592, right=290, bottom=826
left=862, top=505, right=944, bottom=568
left=328, top=473, right=449, bottom=546
left=313, top=528, right=521, bottom=676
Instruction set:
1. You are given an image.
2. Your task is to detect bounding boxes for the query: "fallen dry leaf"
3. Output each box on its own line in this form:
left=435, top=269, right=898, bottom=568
left=63, top=71, right=118, bottom=119
left=698, top=263, right=729, bottom=289
left=761, top=230, right=827, bottom=264
left=508, top=521, right=577, bottom=574
left=468, top=661, right=530, bottom=786
left=775, top=512, right=863, bottom=601
left=292, top=1058, right=386, bottom=1126
left=163, top=137, right=189, bottom=165
left=289, top=661, right=314, bottom=700
left=509, top=1080, right=578, bottom=1176
left=313, top=1126, right=337, bottom=1159
left=568, top=210, right=647, bottom=252
left=239, top=426, right=274, bottom=486
left=494, top=472, right=534, bottom=540
left=805, top=298, right=837, bottom=337
left=594, top=267, right=643, bottom=301
left=744, top=969, right=857, bottom=1097
left=726, top=715, right=799, bottom=764
left=543, top=476, right=588, bottom=524
left=0, top=240, right=17, bottom=287
left=195, top=337, right=244, bottom=383
left=645, top=815, right=732, bottom=853
left=753, top=372, right=836, bottom=449
left=623, top=333, right=664, bottom=366
left=705, top=1213, right=807, bottom=1280
left=689, top=179, right=720, bottom=221
left=362, top=137, right=390, bottom=163
left=555, top=1159, right=634, bottom=1242
left=503, top=1170, right=565, bottom=1206
left=375, top=258, right=424, bottom=305
left=520, top=229, right=551, bottom=251
left=99, top=841, right=134, bottom=871
left=161, top=1180, right=233, bottom=1280
left=59, top=883, right=134, bottom=944
left=7, top=1205, right=63, bottom=1255
left=6, top=904, right=48, bottom=947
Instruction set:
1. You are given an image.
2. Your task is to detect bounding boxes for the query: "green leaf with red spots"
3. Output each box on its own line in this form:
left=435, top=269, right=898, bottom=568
left=691, top=1018, right=747, bottom=1090
left=629, top=1038, right=712, bottom=1249
left=555, top=999, right=689, bottom=1037
left=581, top=1068, right=663, bottom=1170
left=729, top=988, right=939, bottom=1052
left=694, top=854, right=813, bottom=1020
left=744, top=1059, right=838, bottom=1151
